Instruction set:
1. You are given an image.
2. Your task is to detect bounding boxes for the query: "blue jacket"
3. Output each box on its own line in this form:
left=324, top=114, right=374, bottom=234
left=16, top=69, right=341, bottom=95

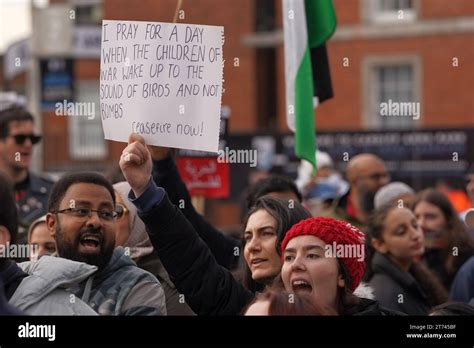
left=450, top=256, right=474, bottom=303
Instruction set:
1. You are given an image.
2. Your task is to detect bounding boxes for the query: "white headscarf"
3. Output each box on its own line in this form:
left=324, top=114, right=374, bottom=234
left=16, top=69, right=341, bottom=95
left=113, top=181, right=154, bottom=260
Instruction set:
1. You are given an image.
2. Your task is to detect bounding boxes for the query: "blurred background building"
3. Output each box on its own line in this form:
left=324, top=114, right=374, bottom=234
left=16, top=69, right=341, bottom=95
left=1, top=0, right=473, bottom=229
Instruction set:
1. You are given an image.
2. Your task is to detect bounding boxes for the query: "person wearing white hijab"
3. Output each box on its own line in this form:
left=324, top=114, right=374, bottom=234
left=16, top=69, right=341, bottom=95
left=113, top=181, right=195, bottom=315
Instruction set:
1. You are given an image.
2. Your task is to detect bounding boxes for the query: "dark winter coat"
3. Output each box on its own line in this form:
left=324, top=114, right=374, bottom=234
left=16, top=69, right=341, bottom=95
left=152, top=156, right=240, bottom=270
left=133, top=181, right=253, bottom=315
left=0, top=265, right=24, bottom=315
left=352, top=297, right=404, bottom=316
left=369, top=252, right=431, bottom=315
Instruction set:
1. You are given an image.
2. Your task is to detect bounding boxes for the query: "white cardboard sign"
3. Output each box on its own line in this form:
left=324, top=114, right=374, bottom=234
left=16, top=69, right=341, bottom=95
left=100, top=20, right=224, bottom=152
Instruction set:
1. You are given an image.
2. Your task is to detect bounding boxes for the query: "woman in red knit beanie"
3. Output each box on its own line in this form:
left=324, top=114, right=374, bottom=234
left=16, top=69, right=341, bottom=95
left=280, top=216, right=396, bottom=315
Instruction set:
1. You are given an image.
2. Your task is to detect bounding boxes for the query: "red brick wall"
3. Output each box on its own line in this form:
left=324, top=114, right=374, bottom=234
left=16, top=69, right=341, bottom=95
left=420, top=0, right=474, bottom=19
left=276, top=0, right=474, bottom=132
left=38, top=0, right=474, bottom=228
left=333, top=0, right=360, bottom=25
left=314, top=34, right=474, bottom=130
left=75, top=59, right=100, bottom=79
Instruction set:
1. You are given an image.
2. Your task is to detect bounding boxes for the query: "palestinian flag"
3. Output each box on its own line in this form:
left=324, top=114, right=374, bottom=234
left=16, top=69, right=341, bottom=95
left=283, top=0, right=336, bottom=168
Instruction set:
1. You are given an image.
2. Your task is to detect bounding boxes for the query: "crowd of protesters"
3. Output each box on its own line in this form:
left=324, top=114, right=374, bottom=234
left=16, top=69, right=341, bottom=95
left=0, top=102, right=473, bottom=316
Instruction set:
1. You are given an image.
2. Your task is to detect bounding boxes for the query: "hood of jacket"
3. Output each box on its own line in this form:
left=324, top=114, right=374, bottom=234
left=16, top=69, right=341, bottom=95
left=9, top=255, right=97, bottom=309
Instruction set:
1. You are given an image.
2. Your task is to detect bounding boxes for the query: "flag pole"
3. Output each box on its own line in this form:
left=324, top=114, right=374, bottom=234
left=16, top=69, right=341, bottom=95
left=172, top=0, right=206, bottom=215
left=173, top=0, right=183, bottom=23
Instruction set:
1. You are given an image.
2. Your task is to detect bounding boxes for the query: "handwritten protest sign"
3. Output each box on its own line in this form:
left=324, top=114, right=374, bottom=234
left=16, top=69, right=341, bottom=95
left=100, top=20, right=224, bottom=152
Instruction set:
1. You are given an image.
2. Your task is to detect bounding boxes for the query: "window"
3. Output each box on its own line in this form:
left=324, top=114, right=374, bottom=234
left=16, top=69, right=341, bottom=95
left=362, top=56, right=421, bottom=130
left=380, top=0, right=413, bottom=11
left=70, top=0, right=103, bottom=25
left=375, top=65, right=416, bottom=129
left=255, top=0, right=275, bottom=32
left=69, top=81, right=106, bottom=159
left=371, top=0, right=416, bottom=23
left=256, top=48, right=277, bottom=129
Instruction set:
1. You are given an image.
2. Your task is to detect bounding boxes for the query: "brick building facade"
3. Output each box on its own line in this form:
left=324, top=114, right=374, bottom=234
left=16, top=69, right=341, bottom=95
left=1, top=0, right=473, bottom=228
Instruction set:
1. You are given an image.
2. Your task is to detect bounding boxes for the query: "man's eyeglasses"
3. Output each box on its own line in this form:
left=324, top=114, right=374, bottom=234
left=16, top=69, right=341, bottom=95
left=53, top=208, right=118, bottom=221
left=10, top=134, right=42, bottom=145
left=115, top=203, right=129, bottom=219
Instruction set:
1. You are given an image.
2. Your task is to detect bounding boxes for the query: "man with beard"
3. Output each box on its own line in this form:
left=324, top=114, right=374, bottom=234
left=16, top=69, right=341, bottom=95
left=328, top=154, right=390, bottom=230
left=45, top=172, right=167, bottom=315
left=0, top=173, right=97, bottom=315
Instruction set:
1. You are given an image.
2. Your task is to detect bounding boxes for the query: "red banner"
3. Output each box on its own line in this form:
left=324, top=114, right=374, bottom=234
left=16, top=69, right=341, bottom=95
left=177, top=157, right=229, bottom=198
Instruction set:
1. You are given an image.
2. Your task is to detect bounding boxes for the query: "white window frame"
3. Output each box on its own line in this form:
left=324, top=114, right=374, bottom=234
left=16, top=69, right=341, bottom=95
left=68, top=0, right=103, bottom=25
left=362, top=55, right=422, bottom=130
left=362, top=0, right=418, bottom=24
left=68, top=80, right=106, bottom=159
left=68, top=0, right=102, bottom=8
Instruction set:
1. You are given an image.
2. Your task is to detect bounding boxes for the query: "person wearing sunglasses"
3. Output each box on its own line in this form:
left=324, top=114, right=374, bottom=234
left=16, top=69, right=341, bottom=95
left=0, top=104, right=54, bottom=245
